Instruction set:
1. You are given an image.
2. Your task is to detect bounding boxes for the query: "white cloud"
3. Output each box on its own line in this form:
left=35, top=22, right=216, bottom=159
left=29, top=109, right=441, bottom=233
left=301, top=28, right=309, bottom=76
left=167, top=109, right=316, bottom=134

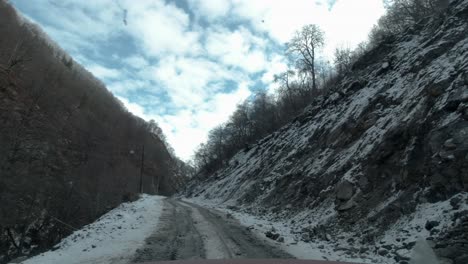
left=123, top=55, right=149, bottom=69
left=116, top=96, right=147, bottom=118
left=230, top=0, right=385, bottom=55
left=152, top=84, right=252, bottom=161
left=36, top=0, right=122, bottom=40
left=205, top=27, right=267, bottom=73
left=321, top=0, right=385, bottom=58
left=12, top=0, right=385, bottom=161
left=149, top=56, right=244, bottom=108
left=108, top=79, right=149, bottom=95
left=117, top=84, right=251, bottom=161
left=87, top=64, right=120, bottom=80
left=231, top=0, right=318, bottom=43
left=261, top=55, right=288, bottom=84
left=123, top=0, right=201, bottom=57
left=187, top=0, right=231, bottom=20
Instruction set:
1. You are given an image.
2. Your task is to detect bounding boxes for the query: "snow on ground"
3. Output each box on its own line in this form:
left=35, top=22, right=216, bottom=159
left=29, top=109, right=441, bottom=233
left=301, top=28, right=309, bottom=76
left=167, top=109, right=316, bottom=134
left=188, top=205, right=229, bottom=259
left=185, top=192, right=468, bottom=264
left=382, top=192, right=468, bottom=244
left=22, top=195, right=165, bottom=264
left=184, top=197, right=367, bottom=262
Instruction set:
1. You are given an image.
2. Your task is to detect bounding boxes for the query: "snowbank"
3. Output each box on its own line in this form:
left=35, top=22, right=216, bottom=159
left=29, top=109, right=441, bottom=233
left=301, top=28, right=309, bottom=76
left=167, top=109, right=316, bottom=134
left=22, top=195, right=165, bottom=264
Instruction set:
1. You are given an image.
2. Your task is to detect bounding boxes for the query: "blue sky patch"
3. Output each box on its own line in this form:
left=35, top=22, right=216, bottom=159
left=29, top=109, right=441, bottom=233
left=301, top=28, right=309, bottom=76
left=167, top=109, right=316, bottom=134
left=11, top=0, right=385, bottom=160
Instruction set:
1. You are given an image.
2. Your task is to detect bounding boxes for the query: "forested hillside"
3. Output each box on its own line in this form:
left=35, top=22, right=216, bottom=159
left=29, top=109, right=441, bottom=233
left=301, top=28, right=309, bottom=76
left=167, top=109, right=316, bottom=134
left=0, top=2, right=187, bottom=262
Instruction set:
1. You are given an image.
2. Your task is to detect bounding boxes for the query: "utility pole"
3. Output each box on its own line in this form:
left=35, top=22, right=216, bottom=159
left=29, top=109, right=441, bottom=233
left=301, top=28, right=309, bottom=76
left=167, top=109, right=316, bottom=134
left=139, top=144, right=145, bottom=194
left=155, top=174, right=160, bottom=195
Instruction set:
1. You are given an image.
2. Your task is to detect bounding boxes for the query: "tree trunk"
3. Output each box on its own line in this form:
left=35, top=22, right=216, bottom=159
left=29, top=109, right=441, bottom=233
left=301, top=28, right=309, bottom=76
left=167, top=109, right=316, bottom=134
left=311, top=47, right=316, bottom=91
left=139, top=144, right=145, bottom=194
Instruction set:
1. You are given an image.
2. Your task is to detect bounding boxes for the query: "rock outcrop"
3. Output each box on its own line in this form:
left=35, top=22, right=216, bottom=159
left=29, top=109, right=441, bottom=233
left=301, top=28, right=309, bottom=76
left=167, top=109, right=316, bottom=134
left=186, top=1, right=468, bottom=262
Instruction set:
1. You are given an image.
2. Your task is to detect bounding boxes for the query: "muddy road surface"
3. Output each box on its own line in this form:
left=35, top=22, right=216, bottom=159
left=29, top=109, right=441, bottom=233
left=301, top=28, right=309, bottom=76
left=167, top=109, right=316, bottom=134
left=132, top=199, right=292, bottom=262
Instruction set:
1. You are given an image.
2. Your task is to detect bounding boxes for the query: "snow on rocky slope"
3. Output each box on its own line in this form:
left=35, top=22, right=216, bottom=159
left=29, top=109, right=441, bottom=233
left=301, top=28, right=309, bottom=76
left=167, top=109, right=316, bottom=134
left=186, top=193, right=468, bottom=264
left=19, top=195, right=164, bottom=264
left=184, top=1, right=468, bottom=263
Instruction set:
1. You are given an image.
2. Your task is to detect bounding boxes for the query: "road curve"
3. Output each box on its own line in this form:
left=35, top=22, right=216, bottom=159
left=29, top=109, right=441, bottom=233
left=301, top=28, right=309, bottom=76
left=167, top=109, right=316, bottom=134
left=131, top=198, right=293, bottom=262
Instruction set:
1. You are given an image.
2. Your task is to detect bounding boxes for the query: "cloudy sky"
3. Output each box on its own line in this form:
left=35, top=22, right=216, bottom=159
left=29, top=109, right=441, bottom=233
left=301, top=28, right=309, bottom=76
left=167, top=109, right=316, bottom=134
left=11, top=0, right=385, bottom=161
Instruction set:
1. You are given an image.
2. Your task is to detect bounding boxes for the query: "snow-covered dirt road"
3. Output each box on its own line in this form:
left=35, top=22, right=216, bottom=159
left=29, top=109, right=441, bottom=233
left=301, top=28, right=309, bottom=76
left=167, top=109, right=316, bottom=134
left=132, top=198, right=293, bottom=262
left=21, top=196, right=291, bottom=264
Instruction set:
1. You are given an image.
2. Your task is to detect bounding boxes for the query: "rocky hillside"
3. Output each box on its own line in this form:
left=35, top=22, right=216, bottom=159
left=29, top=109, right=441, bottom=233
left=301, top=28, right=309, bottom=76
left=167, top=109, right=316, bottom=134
left=185, top=0, right=468, bottom=263
left=0, top=2, right=186, bottom=262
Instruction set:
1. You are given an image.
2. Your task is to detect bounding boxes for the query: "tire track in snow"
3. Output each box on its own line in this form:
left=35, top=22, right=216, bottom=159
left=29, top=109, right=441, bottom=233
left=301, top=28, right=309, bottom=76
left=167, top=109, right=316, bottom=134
left=132, top=198, right=292, bottom=262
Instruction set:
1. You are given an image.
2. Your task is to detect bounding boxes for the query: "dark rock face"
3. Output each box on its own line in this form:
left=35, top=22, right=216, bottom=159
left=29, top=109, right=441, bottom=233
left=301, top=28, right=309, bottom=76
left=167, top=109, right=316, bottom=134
left=265, top=231, right=280, bottom=241
left=425, top=221, right=440, bottom=231
left=450, top=196, right=462, bottom=209
left=336, top=200, right=356, bottom=211
left=435, top=212, right=468, bottom=264
left=336, top=181, right=354, bottom=201
left=378, top=249, right=389, bottom=256
left=186, top=0, right=468, bottom=262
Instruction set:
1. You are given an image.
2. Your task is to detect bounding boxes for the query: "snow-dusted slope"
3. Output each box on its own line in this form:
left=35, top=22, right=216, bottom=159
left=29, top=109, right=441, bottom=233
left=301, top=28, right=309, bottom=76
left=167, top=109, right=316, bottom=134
left=20, top=195, right=164, bottom=264
left=186, top=193, right=468, bottom=263
left=185, top=1, right=468, bottom=263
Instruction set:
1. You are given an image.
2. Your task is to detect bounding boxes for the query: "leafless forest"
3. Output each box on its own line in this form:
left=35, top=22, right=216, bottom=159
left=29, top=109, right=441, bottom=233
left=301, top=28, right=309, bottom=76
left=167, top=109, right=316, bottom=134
left=0, top=2, right=187, bottom=260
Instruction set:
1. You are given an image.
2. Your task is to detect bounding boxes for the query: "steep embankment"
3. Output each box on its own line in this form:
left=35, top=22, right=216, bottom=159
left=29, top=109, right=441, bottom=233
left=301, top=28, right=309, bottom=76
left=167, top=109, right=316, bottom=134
left=186, top=1, right=468, bottom=263
left=0, top=2, right=185, bottom=262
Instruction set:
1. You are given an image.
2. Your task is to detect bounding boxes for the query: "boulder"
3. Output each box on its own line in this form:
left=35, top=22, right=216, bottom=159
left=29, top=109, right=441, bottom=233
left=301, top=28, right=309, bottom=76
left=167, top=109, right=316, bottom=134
left=439, top=150, right=455, bottom=161
left=443, top=138, right=457, bottom=150
left=382, top=244, right=393, bottom=250
left=265, top=231, right=280, bottom=240
left=425, top=220, right=440, bottom=231
left=376, top=61, right=391, bottom=75
left=427, top=82, right=446, bottom=97
left=394, top=249, right=410, bottom=261
left=405, top=241, right=416, bottom=250
left=463, top=108, right=468, bottom=120
left=445, top=85, right=468, bottom=111
left=336, top=181, right=354, bottom=201
left=359, top=247, right=369, bottom=253
left=450, top=196, right=462, bottom=209
left=348, top=80, right=366, bottom=92
left=378, top=249, right=389, bottom=256
left=337, top=200, right=356, bottom=211
left=358, top=176, right=369, bottom=189
left=227, top=205, right=240, bottom=211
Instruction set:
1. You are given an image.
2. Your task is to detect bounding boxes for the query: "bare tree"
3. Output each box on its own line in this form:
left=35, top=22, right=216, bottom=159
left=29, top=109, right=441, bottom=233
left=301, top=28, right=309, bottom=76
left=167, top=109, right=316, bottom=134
left=1, top=1, right=186, bottom=259
left=370, top=0, right=449, bottom=46
left=287, top=24, right=325, bottom=91
left=334, top=46, right=353, bottom=76
left=274, top=69, right=296, bottom=110
left=385, top=0, right=448, bottom=22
